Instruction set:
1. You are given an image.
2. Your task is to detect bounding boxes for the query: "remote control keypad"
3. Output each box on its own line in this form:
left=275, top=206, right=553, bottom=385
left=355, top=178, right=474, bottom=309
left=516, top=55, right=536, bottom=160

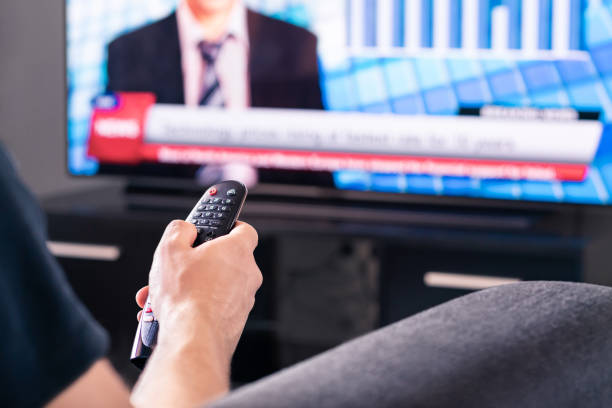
left=187, top=182, right=244, bottom=245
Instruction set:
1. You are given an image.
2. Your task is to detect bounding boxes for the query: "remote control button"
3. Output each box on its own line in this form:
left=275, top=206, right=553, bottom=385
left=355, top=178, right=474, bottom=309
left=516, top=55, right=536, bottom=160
left=208, top=187, right=217, bottom=196
left=227, top=189, right=236, bottom=196
left=223, top=199, right=234, bottom=205
left=145, top=307, right=152, bottom=314
left=214, top=213, right=226, bottom=219
left=204, top=212, right=213, bottom=218
left=213, top=198, right=222, bottom=204
left=206, top=198, right=214, bottom=203
left=143, top=315, right=154, bottom=322
left=220, top=206, right=231, bottom=212
left=197, top=205, right=206, bottom=211
left=209, top=220, right=222, bottom=226
left=206, top=205, right=218, bottom=211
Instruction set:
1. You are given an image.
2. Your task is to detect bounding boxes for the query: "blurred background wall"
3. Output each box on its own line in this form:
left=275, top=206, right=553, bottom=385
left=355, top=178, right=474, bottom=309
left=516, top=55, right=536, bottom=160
left=0, top=0, right=114, bottom=197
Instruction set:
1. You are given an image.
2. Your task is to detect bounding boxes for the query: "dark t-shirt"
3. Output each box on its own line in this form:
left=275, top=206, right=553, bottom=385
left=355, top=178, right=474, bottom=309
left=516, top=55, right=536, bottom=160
left=0, top=146, right=109, bottom=406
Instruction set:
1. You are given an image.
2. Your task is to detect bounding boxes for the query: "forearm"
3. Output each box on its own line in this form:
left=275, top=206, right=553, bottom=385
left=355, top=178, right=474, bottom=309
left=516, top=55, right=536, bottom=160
left=47, top=359, right=131, bottom=408
left=131, top=310, right=231, bottom=408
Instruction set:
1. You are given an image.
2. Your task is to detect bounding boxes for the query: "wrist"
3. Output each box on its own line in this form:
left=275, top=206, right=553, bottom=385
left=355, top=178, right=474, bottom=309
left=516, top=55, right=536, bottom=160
left=132, top=316, right=230, bottom=408
left=155, top=299, right=231, bottom=368
left=156, top=298, right=212, bottom=337
left=157, top=329, right=230, bottom=386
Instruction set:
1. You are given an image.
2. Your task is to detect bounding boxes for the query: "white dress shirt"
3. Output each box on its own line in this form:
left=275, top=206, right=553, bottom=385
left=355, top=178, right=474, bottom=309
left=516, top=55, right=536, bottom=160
left=176, top=1, right=250, bottom=108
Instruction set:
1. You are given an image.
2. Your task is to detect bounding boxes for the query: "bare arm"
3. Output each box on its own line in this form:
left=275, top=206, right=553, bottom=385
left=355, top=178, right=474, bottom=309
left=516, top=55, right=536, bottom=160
left=46, top=359, right=131, bottom=408
left=130, top=220, right=262, bottom=408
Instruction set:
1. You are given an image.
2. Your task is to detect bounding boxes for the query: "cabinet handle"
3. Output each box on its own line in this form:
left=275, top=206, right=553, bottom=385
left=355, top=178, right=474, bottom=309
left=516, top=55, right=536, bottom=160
left=47, top=241, right=121, bottom=261
left=424, top=271, right=521, bottom=291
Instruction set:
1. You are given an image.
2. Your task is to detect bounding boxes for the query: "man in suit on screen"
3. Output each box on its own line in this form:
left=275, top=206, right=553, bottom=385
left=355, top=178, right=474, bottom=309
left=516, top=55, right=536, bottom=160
left=106, top=0, right=324, bottom=110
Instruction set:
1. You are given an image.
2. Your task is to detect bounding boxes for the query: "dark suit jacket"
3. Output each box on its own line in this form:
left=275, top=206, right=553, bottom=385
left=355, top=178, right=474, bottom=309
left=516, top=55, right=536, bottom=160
left=106, top=10, right=323, bottom=110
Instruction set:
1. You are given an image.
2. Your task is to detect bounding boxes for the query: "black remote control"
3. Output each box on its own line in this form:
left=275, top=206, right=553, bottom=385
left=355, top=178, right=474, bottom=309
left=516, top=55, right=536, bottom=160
left=130, top=180, right=248, bottom=369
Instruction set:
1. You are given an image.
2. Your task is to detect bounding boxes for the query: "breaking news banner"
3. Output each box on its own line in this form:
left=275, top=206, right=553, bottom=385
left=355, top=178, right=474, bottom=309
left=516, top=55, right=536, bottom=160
left=88, top=92, right=602, bottom=182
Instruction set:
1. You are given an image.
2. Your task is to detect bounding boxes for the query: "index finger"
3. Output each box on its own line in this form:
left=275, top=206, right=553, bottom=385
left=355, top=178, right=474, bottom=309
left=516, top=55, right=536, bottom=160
left=159, top=219, right=198, bottom=250
left=228, top=221, right=259, bottom=251
left=135, top=286, right=149, bottom=308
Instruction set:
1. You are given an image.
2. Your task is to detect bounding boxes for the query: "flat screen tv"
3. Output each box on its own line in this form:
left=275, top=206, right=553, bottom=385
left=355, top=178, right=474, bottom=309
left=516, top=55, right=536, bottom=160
left=66, top=0, right=612, bottom=205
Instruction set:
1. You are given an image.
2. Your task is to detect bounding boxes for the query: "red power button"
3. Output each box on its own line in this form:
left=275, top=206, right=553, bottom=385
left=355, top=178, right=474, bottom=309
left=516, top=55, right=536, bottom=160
left=209, top=187, right=217, bottom=196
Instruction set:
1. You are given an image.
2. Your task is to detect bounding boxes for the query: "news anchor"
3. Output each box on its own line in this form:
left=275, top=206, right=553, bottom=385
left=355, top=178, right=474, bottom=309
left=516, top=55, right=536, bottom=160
left=106, top=0, right=323, bottom=110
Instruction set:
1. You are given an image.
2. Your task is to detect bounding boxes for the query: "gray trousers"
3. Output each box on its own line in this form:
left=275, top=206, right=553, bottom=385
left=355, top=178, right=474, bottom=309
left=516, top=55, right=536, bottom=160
left=211, top=282, right=612, bottom=407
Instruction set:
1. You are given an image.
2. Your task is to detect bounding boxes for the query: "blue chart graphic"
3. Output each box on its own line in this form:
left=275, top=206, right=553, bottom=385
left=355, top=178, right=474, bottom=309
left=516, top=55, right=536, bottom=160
left=346, top=0, right=586, bottom=53
left=66, top=0, right=612, bottom=204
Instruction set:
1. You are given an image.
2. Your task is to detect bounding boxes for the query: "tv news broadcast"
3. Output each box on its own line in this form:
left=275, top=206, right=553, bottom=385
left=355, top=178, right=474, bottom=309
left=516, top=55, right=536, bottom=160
left=67, top=0, right=612, bottom=204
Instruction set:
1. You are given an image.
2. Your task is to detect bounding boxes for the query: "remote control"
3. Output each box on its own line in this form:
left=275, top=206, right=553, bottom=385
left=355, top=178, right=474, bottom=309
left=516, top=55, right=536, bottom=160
left=130, top=180, right=248, bottom=369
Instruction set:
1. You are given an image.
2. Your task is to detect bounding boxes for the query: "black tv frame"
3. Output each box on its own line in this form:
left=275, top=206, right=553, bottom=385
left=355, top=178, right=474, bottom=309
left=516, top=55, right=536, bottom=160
left=61, top=1, right=610, bottom=212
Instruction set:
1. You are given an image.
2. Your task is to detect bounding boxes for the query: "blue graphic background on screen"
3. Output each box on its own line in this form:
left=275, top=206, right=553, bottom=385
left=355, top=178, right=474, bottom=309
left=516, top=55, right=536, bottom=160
left=66, top=0, right=612, bottom=205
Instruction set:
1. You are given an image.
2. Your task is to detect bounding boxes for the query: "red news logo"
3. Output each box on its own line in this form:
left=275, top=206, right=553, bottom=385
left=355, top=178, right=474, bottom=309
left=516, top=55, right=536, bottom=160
left=94, top=118, right=140, bottom=139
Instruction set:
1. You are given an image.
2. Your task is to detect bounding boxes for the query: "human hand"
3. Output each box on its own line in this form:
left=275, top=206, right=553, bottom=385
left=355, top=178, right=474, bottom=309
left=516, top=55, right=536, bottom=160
left=131, top=220, right=261, bottom=408
left=138, top=220, right=262, bottom=364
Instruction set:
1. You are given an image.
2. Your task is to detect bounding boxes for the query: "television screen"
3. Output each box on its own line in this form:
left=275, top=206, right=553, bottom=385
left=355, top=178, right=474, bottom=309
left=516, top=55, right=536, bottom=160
left=67, top=0, right=612, bottom=205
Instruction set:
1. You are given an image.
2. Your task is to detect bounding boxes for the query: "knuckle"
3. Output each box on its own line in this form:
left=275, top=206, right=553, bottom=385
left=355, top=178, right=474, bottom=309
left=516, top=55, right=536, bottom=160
left=160, top=238, right=178, bottom=254
left=167, top=219, right=184, bottom=231
left=251, top=266, right=263, bottom=289
left=163, top=220, right=183, bottom=242
left=246, top=222, right=258, bottom=237
left=246, top=224, right=259, bottom=247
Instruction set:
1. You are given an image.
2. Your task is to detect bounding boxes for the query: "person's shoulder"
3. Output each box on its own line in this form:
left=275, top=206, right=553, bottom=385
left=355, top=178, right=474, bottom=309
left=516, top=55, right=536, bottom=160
left=248, top=9, right=317, bottom=46
left=108, top=12, right=177, bottom=52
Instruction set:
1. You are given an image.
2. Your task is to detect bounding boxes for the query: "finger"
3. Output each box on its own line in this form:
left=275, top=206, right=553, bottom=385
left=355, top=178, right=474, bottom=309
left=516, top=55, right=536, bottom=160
left=135, top=286, right=149, bottom=308
left=137, top=310, right=142, bottom=321
left=247, top=265, right=264, bottom=295
left=254, top=267, right=263, bottom=290
left=160, top=220, right=197, bottom=250
left=228, top=221, right=259, bottom=251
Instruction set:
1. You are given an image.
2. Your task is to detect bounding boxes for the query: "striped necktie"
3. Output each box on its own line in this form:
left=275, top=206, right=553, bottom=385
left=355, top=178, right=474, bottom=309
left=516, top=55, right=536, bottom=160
left=198, top=40, right=225, bottom=107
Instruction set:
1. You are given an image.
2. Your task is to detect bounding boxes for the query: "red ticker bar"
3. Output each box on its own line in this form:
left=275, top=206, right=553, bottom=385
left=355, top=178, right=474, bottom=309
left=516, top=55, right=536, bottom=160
left=138, top=144, right=587, bottom=182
